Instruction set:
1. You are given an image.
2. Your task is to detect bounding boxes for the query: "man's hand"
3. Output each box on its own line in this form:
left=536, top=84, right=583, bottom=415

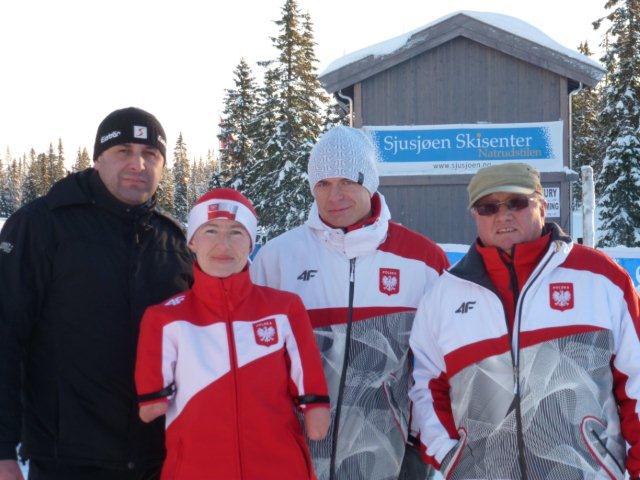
left=139, top=402, right=168, bottom=423
left=303, top=406, right=330, bottom=441
left=0, top=460, right=24, bottom=480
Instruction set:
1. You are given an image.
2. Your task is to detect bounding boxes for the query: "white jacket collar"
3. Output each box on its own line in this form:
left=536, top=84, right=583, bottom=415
left=305, top=193, right=391, bottom=259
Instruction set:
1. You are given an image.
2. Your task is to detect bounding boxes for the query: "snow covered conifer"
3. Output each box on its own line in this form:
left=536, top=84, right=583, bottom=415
left=53, top=139, right=67, bottom=181
left=6, top=158, right=23, bottom=214
left=156, top=164, right=175, bottom=215
left=248, top=0, right=326, bottom=241
left=72, top=147, right=91, bottom=172
left=189, top=158, right=211, bottom=204
left=173, top=133, right=190, bottom=223
left=22, top=149, right=39, bottom=204
left=595, top=0, right=640, bottom=246
left=0, top=150, right=9, bottom=217
left=217, top=58, right=260, bottom=189
left=323, top=96, right=350, bottom=132
left=571, top=41, right=603, bottom=208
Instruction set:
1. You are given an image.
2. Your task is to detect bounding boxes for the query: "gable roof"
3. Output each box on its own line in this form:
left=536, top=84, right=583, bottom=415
left=319, top=11, right=605, bottom=93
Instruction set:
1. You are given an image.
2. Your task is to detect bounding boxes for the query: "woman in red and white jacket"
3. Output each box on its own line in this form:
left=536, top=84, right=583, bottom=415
left=135, top=189, right=330, bottom=480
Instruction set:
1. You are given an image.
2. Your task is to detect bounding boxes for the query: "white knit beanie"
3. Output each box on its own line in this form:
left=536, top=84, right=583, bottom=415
left=308, top=125, right=379, bottom=195
left=187, top=188, right=258, bottom=246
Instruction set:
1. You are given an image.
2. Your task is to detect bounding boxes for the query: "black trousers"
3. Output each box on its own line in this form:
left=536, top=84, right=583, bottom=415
left=28, top=461, right=161, bottom=480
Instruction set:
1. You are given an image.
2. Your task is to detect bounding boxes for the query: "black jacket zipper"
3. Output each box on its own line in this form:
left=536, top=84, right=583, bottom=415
left=329, top=257, right=356, bottom=480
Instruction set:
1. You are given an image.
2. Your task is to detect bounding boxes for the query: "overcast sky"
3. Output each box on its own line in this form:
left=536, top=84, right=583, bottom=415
left=0, top=0, right=606, bottom=164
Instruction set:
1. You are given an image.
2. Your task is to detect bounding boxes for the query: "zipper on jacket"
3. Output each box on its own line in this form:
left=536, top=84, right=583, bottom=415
left=126, top=218, right=142, bottom=461
left=510, top=247, right=557, bottom=480
left=329, top=257, right=356, bottom=480
left=222, top=284, right=244, bottom=479
left=499, top=254, right=528, bottom=480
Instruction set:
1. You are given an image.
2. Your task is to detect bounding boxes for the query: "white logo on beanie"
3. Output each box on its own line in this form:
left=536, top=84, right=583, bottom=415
left=133, top=126, right=148, bottom=139
left=100, top=130, right=121, bottom=144
left=157, top=135, right=166, bottom=147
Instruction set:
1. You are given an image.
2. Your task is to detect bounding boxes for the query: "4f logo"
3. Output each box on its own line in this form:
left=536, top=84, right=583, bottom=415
left=455, top=301, right=476, bottom=314
left=164, top=294, right=186, bottom=306
left=297, top=270, right=317, bottom=281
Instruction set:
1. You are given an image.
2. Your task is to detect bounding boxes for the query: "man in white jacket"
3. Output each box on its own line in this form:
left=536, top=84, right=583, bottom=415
left=409, top=162, right=640, bottom=480
left=251, top=126, right=449, bottom=480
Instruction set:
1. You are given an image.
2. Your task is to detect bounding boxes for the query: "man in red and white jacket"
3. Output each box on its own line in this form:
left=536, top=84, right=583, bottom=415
left=409, top=163, right=640, bottom=480
left=251, top=126, right=449, bottom=480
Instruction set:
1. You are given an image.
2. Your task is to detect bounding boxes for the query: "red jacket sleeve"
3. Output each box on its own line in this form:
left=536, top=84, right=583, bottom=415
left=284, top=294, right=329, bottom=410
left=135, top=305, right=177, bottom=407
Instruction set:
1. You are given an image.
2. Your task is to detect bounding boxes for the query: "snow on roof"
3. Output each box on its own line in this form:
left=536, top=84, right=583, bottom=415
left=320, top=10, right=602, bottom=77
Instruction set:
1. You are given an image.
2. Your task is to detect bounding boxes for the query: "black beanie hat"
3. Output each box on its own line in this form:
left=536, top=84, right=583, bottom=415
left=93, top=107, right=167, bottom=161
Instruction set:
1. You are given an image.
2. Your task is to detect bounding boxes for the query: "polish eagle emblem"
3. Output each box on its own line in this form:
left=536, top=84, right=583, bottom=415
left=549, top=283, right=574, bottom=311
left=253, top=318, right=278, bottom=346
left=383, top=275, right=398, bottom=292
left=379, top=268, right=400, bottom=295
left=257, top=325, right=276, bottom=343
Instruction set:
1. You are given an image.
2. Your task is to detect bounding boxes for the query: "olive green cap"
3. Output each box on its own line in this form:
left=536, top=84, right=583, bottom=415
left=468, top=162, right=543, bottom=208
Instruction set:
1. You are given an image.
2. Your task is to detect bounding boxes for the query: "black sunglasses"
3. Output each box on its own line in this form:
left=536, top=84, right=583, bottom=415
left=472, top=196, right=535, bottom=216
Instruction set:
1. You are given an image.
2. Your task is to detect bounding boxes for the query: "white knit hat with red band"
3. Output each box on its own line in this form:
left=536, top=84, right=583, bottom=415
left=187, top=188, right=258, bottom=245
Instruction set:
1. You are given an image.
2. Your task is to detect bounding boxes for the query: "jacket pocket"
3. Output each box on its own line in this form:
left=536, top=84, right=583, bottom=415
left=580, top=416, right=624, bottom=480
left=441, top=428, right=467, bottom=480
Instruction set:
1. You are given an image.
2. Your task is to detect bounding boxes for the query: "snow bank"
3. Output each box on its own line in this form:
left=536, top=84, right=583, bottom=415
left=321, top=10, right=602, bottom=76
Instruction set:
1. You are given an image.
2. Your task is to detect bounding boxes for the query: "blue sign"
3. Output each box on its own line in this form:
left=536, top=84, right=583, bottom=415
left=363, top=121, right=563, bottom=175
left=614, top=257, right=640, bottom=288
left=371, top=127, right=553, bottom=163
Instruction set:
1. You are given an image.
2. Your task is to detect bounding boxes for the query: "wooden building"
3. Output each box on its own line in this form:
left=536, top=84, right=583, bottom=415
left=319, top=11, right=604, bottom=244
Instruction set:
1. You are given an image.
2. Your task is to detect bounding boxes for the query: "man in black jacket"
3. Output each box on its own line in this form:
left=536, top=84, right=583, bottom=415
left=0, top=107, right=193, bottom=480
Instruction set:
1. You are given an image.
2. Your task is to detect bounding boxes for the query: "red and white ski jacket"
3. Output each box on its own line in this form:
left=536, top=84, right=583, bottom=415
left=135, top=264, right=328, bottom=480
left=409, top=224, right=640, bottom=480
left=251, top=193, right=449, bottom=480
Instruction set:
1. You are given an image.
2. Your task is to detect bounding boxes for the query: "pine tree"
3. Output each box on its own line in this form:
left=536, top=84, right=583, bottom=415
left=72, top=147, right=91, bottom=172
left=206, top=150, right=224, bottom=189
left=156, top=165, right=175, bottom=215
left=5, top=159, right=23, bottom=214
left=173, top=133, right=191, bottom=223
left=244, top=65, right=285, bottom=241
left=248, top=0, right=327, bottom=241
left=323, top=95, right=350, bottom=132
left=217, top=58, right=260, bottom=189
left=37, top=152, right=52, bottom=196
left=595, top=0, right=640, bottom=246
left=22, top=149, right=39, bottom=204
left=571, top=41, right=603, bottom=208
left=190, top=158, right=212, bottom=203
left=53, top=138, right=67, bottom=180
left=0, top=149, right=9, bottom=217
